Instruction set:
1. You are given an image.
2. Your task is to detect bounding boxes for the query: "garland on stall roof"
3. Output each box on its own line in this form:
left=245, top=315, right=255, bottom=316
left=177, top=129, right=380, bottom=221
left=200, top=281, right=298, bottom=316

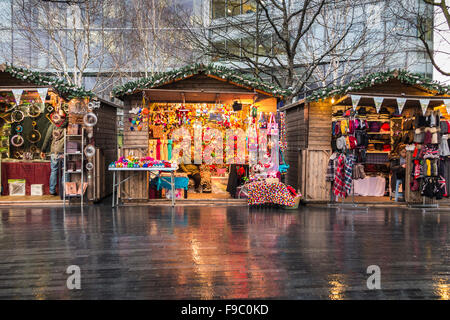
left=307, top=69, right=450, bottom=102
left=1, top=63, right=95, bottom=99
left=111, top=63, right=291, bottom=98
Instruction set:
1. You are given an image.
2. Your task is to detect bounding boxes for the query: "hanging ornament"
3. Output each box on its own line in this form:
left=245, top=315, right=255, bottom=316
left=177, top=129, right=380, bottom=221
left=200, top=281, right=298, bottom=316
left=443, top=99, right=450, bottom=116
left=419, top=99, right=430, bottom=116
left=11, top=89, right=23, bottom=105
left=37, top=88, right=48, bottom=105
left=396, top=97, right=407, bottom=114
left=350, top=95, right=361, bottom=111
left=373, top=97, right=384, bottom=113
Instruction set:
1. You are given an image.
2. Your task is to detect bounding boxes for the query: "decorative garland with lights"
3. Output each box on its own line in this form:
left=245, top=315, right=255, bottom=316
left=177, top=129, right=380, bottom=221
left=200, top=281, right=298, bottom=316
left=112, top=63, right=291, bottom=98
left=307, top=69, right=450, bottom=102
left=1, top=63, right=94, bottom=99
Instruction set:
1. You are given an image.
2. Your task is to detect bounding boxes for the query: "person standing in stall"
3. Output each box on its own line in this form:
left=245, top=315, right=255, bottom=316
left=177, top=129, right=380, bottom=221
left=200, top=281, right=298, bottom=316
left=41, top=110, right=67, bottom=195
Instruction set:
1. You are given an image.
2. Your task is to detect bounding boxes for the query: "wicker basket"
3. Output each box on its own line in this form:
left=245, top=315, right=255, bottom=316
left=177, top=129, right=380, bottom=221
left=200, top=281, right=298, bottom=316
left=283, top=195, right=302, bottom=210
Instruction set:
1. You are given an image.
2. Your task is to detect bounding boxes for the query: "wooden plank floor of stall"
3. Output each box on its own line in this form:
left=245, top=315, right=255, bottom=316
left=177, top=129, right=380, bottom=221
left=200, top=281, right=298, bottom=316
left=0, top=195, right=63, bottom=206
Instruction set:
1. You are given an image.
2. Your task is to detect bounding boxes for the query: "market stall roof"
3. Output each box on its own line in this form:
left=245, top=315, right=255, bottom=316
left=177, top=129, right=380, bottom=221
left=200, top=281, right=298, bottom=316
left=307, top=69, right=450, bottom=102
left=0, top=63, right=94, bottom=100
left=111, top=63, right=291, bottom=100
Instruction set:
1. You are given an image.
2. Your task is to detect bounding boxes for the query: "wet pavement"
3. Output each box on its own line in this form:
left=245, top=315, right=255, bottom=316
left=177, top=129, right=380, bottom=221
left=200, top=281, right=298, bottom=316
left=0, top=204, right=449, bottom=300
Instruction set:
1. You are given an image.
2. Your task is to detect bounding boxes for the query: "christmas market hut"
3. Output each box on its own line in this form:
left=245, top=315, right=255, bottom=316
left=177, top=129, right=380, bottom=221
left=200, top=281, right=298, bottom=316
left=281, top=69, right=450, bottom=205
left=111, top=63, right=293, bottom=204
left=0, top=63, right=120, bottom=205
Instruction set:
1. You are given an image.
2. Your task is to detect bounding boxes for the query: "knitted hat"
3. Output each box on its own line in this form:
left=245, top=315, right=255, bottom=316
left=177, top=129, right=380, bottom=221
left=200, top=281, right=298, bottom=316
left=357, top=107, right=367, bottom=116
left=380, top=123, right=390, bottom=132
left=379, top=107, right=390, bottom=115
left=369, top=122, right=381, bottom=132
left=336, top=136, right=346, bottom=150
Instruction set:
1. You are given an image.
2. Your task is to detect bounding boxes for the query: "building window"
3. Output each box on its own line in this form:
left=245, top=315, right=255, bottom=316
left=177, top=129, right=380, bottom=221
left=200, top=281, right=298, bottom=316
left=212, top=0, right=225, bottom=19
left=227, top=0, right=241, bottom=17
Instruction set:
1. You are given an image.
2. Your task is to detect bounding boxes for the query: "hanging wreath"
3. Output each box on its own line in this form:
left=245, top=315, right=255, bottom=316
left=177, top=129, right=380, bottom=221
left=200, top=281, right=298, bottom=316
left=11, top=134, right=24, bottom=147
left=27, top=103, right=42, bottom=118
left=12, top=110, right=24, bottom=122
left=83, top=112, right=98, bottom=127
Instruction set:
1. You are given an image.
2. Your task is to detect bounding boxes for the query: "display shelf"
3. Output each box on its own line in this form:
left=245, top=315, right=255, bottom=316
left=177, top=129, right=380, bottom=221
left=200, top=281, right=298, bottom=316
left=63, top=128, right=85, bottom=206
left=367, top=132, right=390, bottom=134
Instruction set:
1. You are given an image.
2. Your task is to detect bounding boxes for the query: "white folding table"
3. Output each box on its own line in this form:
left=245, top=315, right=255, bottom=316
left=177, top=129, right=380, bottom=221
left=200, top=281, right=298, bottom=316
left=109, top=166, right=178, bottom=207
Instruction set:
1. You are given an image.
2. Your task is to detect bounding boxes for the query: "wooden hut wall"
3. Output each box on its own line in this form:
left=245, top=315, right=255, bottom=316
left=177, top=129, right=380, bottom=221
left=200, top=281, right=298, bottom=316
left=285, top=102, right=308, bottom=190
left=120, top=95, right=149, bottom=200
left=92, top=102, right=118, bottom=200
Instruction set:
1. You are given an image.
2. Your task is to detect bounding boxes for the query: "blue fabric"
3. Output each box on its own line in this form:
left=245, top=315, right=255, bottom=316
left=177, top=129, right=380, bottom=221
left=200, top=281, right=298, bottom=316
left=151, top=176, right=189, bottom=190
left=49, top=154, right=59, bottom=194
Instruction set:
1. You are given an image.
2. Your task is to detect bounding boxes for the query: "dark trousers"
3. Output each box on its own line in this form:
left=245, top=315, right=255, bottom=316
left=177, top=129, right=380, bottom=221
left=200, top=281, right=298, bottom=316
left=189, top=173, right=201, bottom=189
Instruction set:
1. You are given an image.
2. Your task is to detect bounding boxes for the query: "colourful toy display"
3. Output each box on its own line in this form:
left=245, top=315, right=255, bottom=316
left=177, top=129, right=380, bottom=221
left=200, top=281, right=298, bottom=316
left=109, top=156, right=178, bottom=169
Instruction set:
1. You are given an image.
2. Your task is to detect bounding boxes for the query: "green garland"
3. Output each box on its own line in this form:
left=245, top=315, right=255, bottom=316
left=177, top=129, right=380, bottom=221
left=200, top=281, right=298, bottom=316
left=2, top=63, right=94, bottom=99
left=112, top=63, right=291, bottom=98
left=307, top=69, right=450, bottom=102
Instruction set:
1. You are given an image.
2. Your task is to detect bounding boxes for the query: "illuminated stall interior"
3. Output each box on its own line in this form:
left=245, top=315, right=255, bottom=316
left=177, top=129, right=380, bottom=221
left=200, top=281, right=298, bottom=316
left=0, top=63, right=119, bottom=203
left=112, top=64, right=288, bottom=201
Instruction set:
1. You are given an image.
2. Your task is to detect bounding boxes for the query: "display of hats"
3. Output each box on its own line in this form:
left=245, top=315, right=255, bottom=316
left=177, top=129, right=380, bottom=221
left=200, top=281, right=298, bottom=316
left=332, top=110, right=344, bottom=117
left=369, top=122, right=381, bottom=132
left=357, top=107, right=367, bottom=116
left=379, top=107, right=390, bottom=115
left=380, top=122, right=390, bottom=132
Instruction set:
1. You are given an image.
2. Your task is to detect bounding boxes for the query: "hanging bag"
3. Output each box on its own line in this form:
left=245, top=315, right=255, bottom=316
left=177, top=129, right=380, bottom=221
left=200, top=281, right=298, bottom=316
left=267, top=113, right=279, bottom=135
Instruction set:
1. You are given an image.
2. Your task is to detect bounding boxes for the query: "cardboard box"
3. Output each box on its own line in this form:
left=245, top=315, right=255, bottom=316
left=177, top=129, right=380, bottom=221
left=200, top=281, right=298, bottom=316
left=31, top=184, right=43, bottom=196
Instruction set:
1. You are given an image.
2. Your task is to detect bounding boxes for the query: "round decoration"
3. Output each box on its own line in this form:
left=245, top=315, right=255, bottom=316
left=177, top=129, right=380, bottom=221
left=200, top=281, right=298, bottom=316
left=27, top=103, right=42, bottom=118
left=83, top=112, right=97, bottom=127
left=28, top=130, right=41, bottom=143
left=12, top=110, right=24, bottom=122
left=86, top=162, right=94, bottom=171
left=15, top=125, right=23, bottom=133
left=84, top=144, right=95, bottom=158
left=11, top=134, right=24, bottom=147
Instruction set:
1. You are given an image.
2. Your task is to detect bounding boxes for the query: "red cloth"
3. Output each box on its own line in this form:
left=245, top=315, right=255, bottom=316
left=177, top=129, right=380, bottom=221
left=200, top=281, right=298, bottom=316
left=1, top=161, right=55, bottom=195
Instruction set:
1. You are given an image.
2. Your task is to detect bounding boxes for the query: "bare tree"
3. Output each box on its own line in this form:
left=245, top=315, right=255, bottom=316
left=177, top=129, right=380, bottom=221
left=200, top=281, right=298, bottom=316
left=391, top=0, right=450, bottom=77
left=179, top=0, right=406, bottom=100
left=8, top=0, right=123, bottom=93
left=118, top=0, right=191, bottom=79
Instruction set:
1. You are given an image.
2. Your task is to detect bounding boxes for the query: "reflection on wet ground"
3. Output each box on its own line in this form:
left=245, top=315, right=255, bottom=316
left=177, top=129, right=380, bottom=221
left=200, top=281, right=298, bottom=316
left=0, top=205, right=449, bottom=299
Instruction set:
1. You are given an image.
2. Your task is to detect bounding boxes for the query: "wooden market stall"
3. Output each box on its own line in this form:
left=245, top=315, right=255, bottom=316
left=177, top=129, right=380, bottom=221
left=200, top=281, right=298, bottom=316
left=0, top=63, right=120, bottom=204
left=111, top=64, right=288, bottom=203
left=282, top=69, right=450, bottom=205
